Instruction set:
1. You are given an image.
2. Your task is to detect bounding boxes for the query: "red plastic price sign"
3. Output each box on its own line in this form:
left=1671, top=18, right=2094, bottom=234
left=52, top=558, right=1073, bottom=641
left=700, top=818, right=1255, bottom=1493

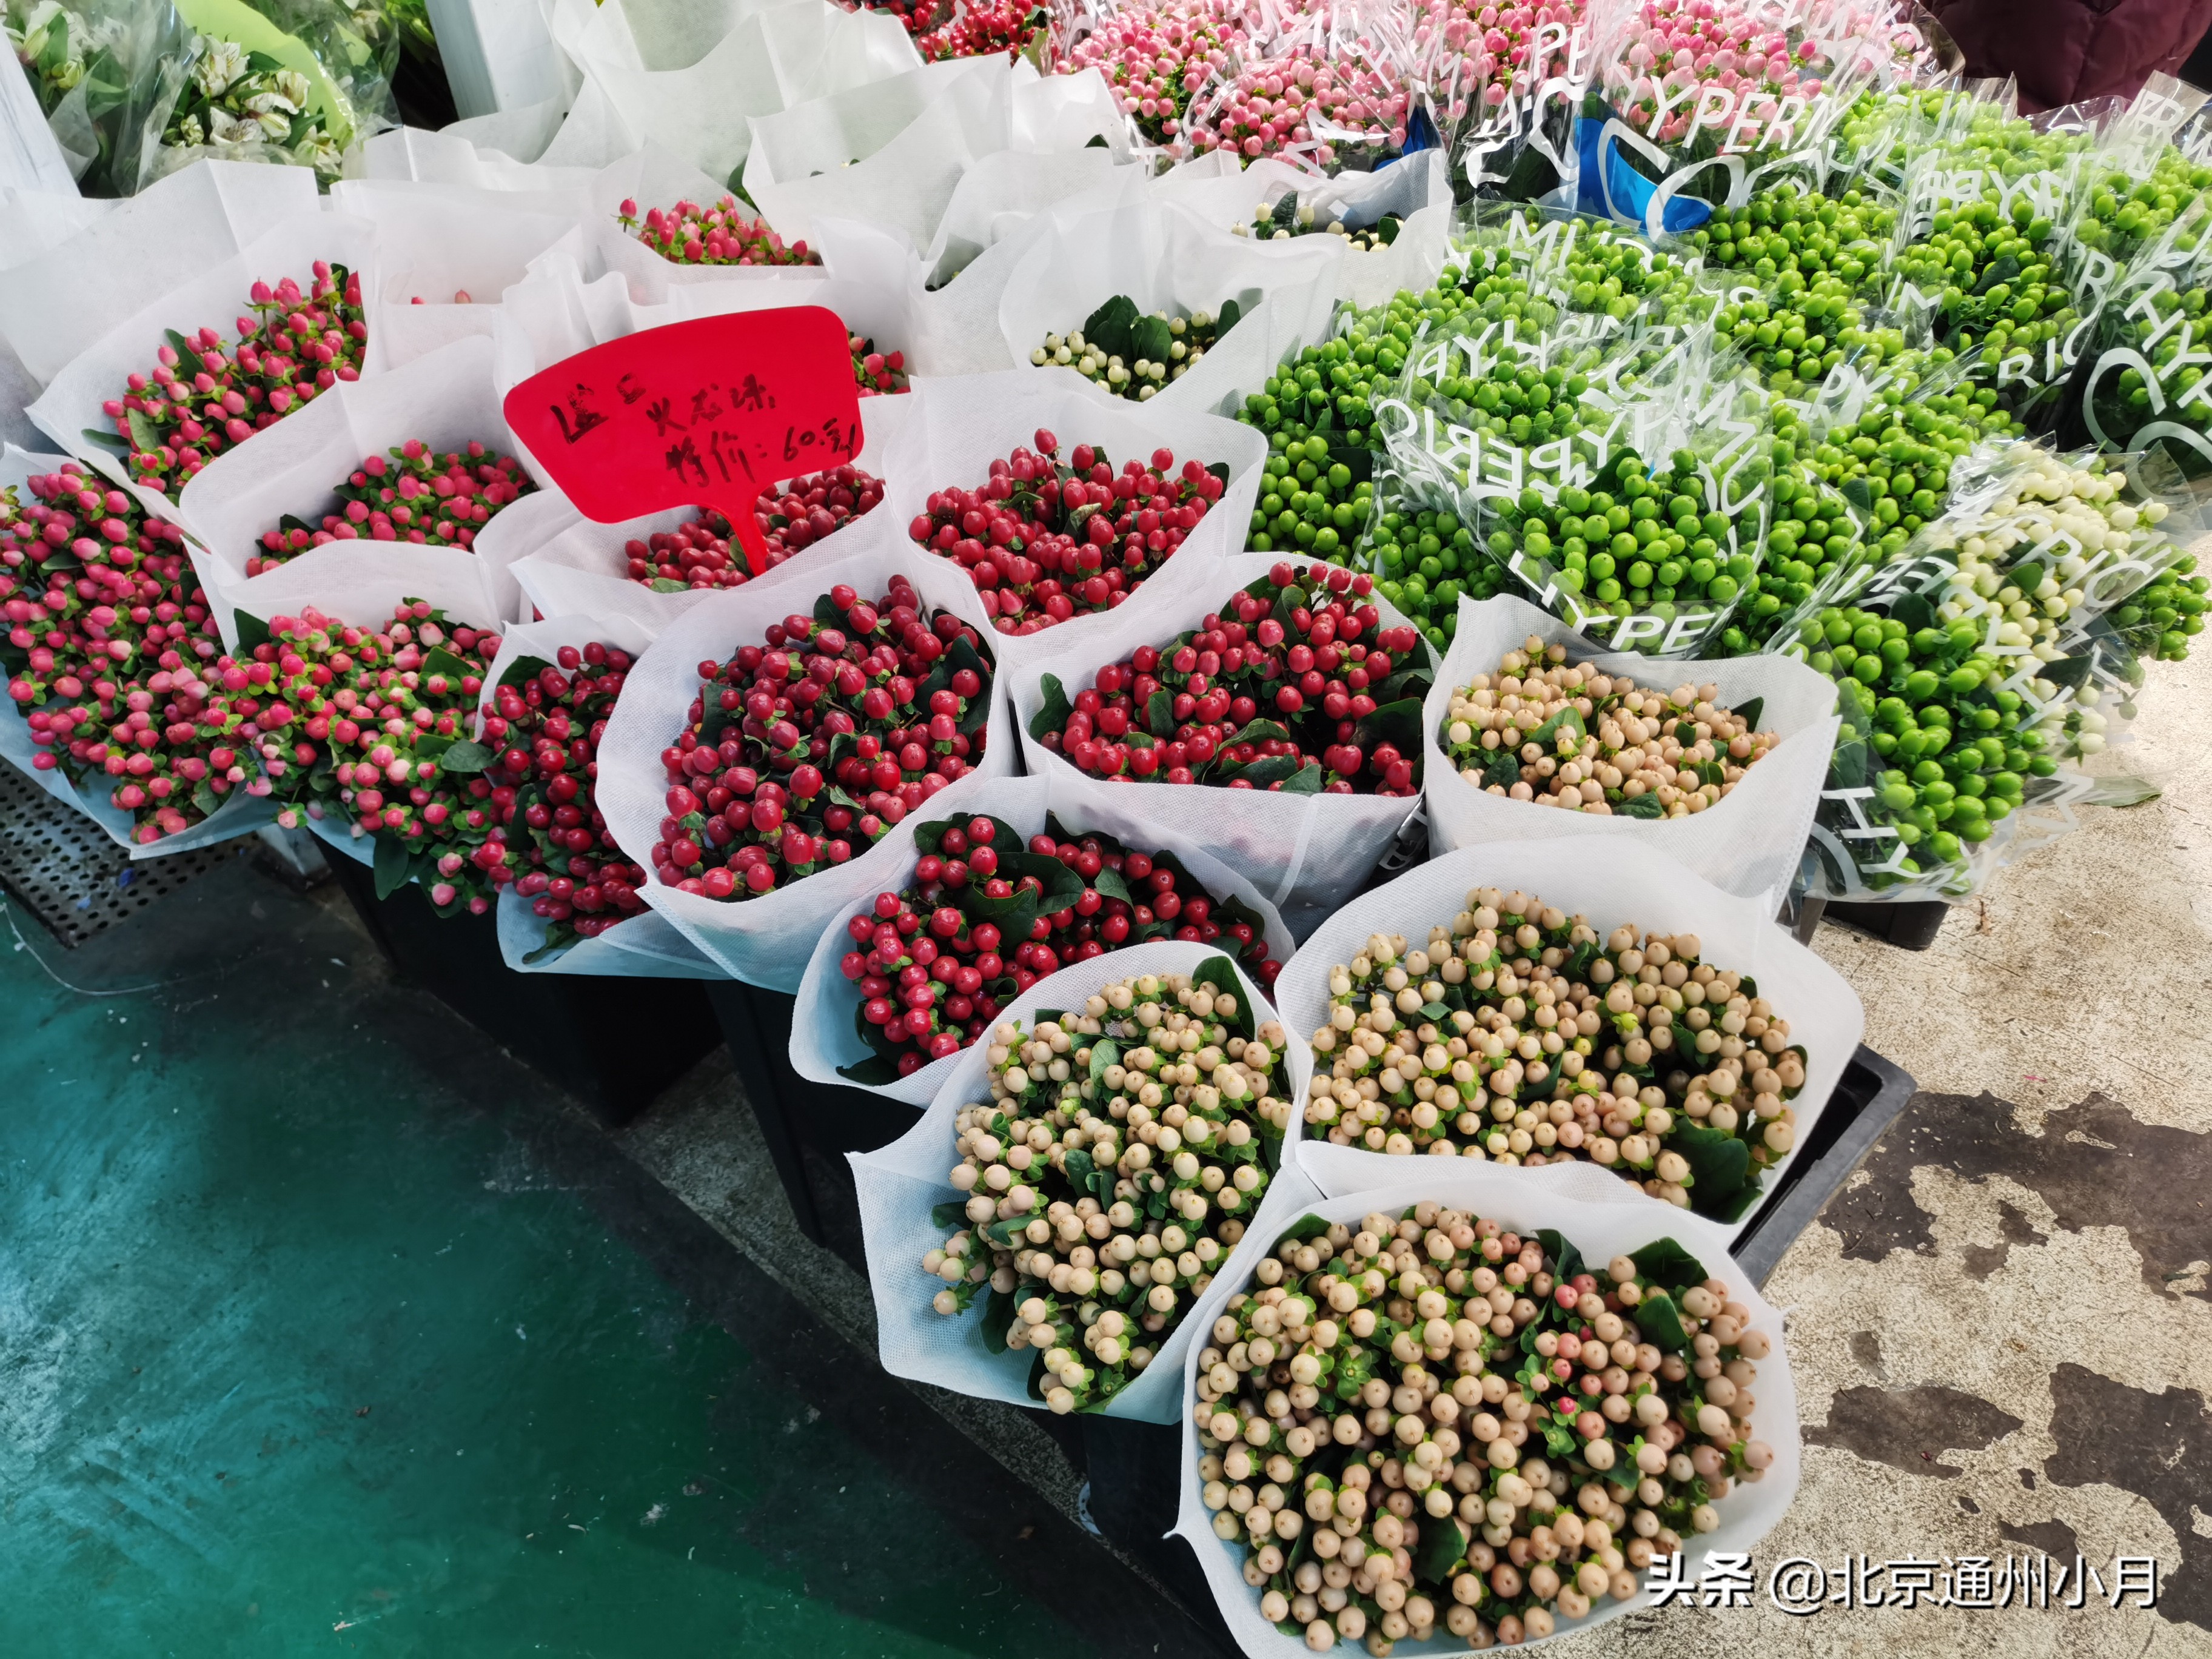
left=501, top=307, right=862, bottom=573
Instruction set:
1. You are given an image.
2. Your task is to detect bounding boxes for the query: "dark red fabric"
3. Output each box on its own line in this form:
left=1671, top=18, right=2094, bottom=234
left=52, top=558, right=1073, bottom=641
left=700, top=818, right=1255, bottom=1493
left=1929, top=0, right=2212, bottom=112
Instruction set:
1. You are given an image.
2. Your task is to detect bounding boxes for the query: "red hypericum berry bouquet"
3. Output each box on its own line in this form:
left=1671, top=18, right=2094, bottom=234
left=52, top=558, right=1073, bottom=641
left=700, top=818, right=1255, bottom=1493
left=917, top=0, right=1047, bottom=61
left=907, top=427, right=1224, bottom=635
left=99, top=262, right=366, bottom=492
left=655, top=577, right=994, bottom=898
left=625, top=465, right=886, bottom=593
left=617, top=196, right=818, bottom=267
left=270, top=602, right=503, bottom=912
left=472, top=643, right=651, bottom=951
left=851, top=335, right=910, bottom=396
left=837, top=808, right=1280, bottom=1078
left=247, top=440, right=536, bottom=574
left=1033, top=560, right=1430, bottom=794
left=1, top=464, right=258, bottom=843
left=836, top=0, right=954, bottom=42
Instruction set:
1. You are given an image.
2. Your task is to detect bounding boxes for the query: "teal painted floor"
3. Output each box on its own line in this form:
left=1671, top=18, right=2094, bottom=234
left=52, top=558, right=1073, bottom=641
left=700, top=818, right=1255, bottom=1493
left=0, top=861, right=1196, bottom=1658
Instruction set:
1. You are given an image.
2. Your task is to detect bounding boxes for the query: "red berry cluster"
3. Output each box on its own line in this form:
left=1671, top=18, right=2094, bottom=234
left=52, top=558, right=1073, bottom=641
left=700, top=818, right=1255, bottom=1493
left=918, top=0, right=1047, bottom=61
left=625, top=466, right=886, bottom=593
left=101, top=263, right=367, bottom=492
left=1036, top=560, right=1430, bottom=794
left=247, top=440, right=535, bottom=574
left=617, top=196, right=817, bottom=266
left=836, top=811, right=1279, bottom=1079
left=907, top=427, right=1224, bottom=636
left=472, top=643, right=651, bottom=948
left=851, top=335, right=910, bottom=396
left=842, top=0, right=953, bottom=41
left=654, top=578, right=994, bottom=899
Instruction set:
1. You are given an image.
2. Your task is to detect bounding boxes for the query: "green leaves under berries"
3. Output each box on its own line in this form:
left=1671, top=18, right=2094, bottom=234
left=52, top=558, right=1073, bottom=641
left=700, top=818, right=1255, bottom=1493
left=126, top=407, right=160, bottom=457
left=1146, top=688, right=1176, bottom=739
left=1482, top=748, right=1521, bottom=789
left=423, top=645, right=477, bottom=684
left=1354, top=698, right=1425, bottom=759
left=1087, top=1042, right=1120, bottom=1084
left=438, top=740, right=494, bottom=775
left=1410, top=1515, right=1467, bottom=1584
left=372, top=832, right=414, bottom=901
left=498, top=654, right=554, bottom=692
left=1190, top=954, right=1256, bottom=1037
left=1734, top=696, right=1764, bottom=732
left=1671, top=1119, right=1757, bottom=1221
left=1637, top=1288, right=1691, bottom=1351
left=1533, top=1228, right=1585, bottom=1285
left=1631, top=1237, right=1711, bottom=1292
left=1614, top=791, right=1666, bottom=820
left=1031, top=672, right=1074, bottom=742
left=931, top=1200, right=968, bottom=1230
left=1082, top=294, right=1141, bottom=363
left=979, top=1287, right=1017, bottom=1354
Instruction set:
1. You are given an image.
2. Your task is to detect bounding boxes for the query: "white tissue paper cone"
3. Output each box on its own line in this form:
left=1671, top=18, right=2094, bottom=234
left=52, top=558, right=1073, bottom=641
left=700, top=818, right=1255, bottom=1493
left=0, top=161, right=317, bottom=386
left=877, top=366, right=1266, bottom=672
left=1009, top=549, right=1429, bottom=939
left=789, top=773, right=1298, bottom=1105
left=850, top=939, right=1312, bottom=1422
left=1423, top=595, right=1841, bottom=914
left=470, top=609, right=724, bottom=976
left=1270, top=837, right=1865, bottom=1246
left=486, top=387, right=917, bottom=626
left=175, top=336, right=529, bottom=654
left=592, top=526, right=1011, bottom=991
left=1171, top=1162, right=1803, bottom=1657
left=28, top=210, right=380, bottom=503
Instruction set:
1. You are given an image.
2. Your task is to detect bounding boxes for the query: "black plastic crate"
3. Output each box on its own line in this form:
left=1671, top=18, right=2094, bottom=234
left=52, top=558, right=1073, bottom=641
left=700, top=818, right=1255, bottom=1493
left=705, top=980, right=921, bottom=1268
left=1731, top=1044, right=1917, bottom=1285
left=330, top=859, right=719, bottom=1127
left=1792, top=893, right=1949, bottom=951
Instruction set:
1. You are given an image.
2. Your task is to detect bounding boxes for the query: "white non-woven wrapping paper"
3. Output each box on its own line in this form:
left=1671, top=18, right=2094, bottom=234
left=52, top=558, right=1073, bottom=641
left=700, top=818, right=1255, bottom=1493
left=541, top=0, right=921, bottom=184
left=0, top=161, right=318, bottom=385
left=877, top=367, right=1268, bottom=673
left=850, top=939, right=1314, bottom=1422
left=788, top=773, right=1301, bottom=1106
left=1171, top=1161, right=1803, bottom=1656
left=593, top=528, right=1013, bottom=991
left=471, top=611, right=725, bottom=977
left=1270, top=838, right=1865, bottom=1245
left=175, top=336, right=526, bottom=654
left=994, top=198, right=1346, bottom=410
left=486, top=387, right=918, bottom=626
left=1423, top=596, right=1842, bottom=914
left=0, top=184, right=112, bottom=275
left=27, top=210, right=381, bottom=503
left=1009, top=550, right=1428, bottom=939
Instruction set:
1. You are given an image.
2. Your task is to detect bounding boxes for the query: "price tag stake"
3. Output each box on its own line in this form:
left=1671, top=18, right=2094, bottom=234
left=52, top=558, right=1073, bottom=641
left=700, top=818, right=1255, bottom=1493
left=501, top=307, right=863, bottom=574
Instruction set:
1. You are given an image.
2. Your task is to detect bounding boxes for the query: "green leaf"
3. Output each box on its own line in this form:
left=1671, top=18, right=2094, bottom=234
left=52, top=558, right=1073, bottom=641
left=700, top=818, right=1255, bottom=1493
left=1534, top=1228, right=1586, bottom=1285
left=1529, top=706, right=1586, bottom=746
left=423, top=646, right=474, bottom=683
left=1217, top=297, right=1242, bottom=335
left=1206, top=461, right=1230, bottom=489
left=1082, top=294, right=1141, bottom=362
left=1695, top=760, right=1727, bottom=787
left=930, top=1201, right=968, bottom=1230
left=1671, top=1121, right=1758, bottom=1221
left=1409, top=1515, right=1467, bottom=1586
left=126, top=407, right=160, bottom=455
left=77, top=427, right=130, bottom=455
left=1271, top=192, right=1300, bottom=229
left=1734, top=695, right=1763, bottom=731
left=233, top=610, right=272, bottom=652
left=1131, top=314, right=1173, bottom=365
left=1637, top=1288, right=1690, bottom=1351
left=1147, top=688, right=1176, bottom=738
left=1190, top=955, right=1255, bottom=1036
left=497, top=654, right=554, bottom=691
left=1327, top=446, right=1375, bottom=483
left=1030, top=673, right=1073, bottom=742
left=1224, top=754, right=1304, bottom=788
left=1630, top=1238, right=1710, bottom=1291
left=980, top=1288, right=1016, bottom=1353
left=1890, top=593, right=1938, bottom=634
left=1087, top=1042, right=1119, bottom=1083
left=1355, top=697, right=1427, bottom=757
left=372, top=833, right=414, bottom=901
left=1483, top=748, right=1521, bottom=788
left=1093, top=865, right=1133, bottom=904
left=1841, top=477, right=1874, bottom=515
left=1276, top=761, right=1326, bottom=794
left=1614, top=791, right=1665, bottom=819
left=649, top=578, right=690, bottom=593
left=1219, top=717, right=1294, bottom=749
left=164, top=329, right=206, bottom=378
left=1419, top=1001, right=1450, bottom=1022
left=1600, top=1445, right=1642, bottom=1489
left=438, top=740, right=494, bottom=774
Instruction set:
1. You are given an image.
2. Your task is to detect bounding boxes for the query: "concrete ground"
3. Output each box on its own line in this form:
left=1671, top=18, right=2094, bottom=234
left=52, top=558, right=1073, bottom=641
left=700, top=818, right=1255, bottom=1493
left=614, top=651, right=2212, bottom=1657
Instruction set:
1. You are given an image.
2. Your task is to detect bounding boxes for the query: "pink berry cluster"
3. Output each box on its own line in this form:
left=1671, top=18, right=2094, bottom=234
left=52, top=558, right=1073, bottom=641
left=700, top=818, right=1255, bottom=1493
left=1053, top=4, right=1243, bottom=146
left=1598, top=0, right=1829, bottom=147
left=617, top=196, right=819, bottom=267
left=247, top=441, right=535, bottom=574
left=101, top=263, right=366, bottom=493
left=2, top=464, right=243, bottom=843
left=918, top=0, right=1047, bottom=62
left=1415, top=0, right=1586, bottom=116
left=624, top=466, right=887, bottom=594
left=1183, top=44, right=1412, bottom=166
left=850, top=334, right=910, bottom=397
